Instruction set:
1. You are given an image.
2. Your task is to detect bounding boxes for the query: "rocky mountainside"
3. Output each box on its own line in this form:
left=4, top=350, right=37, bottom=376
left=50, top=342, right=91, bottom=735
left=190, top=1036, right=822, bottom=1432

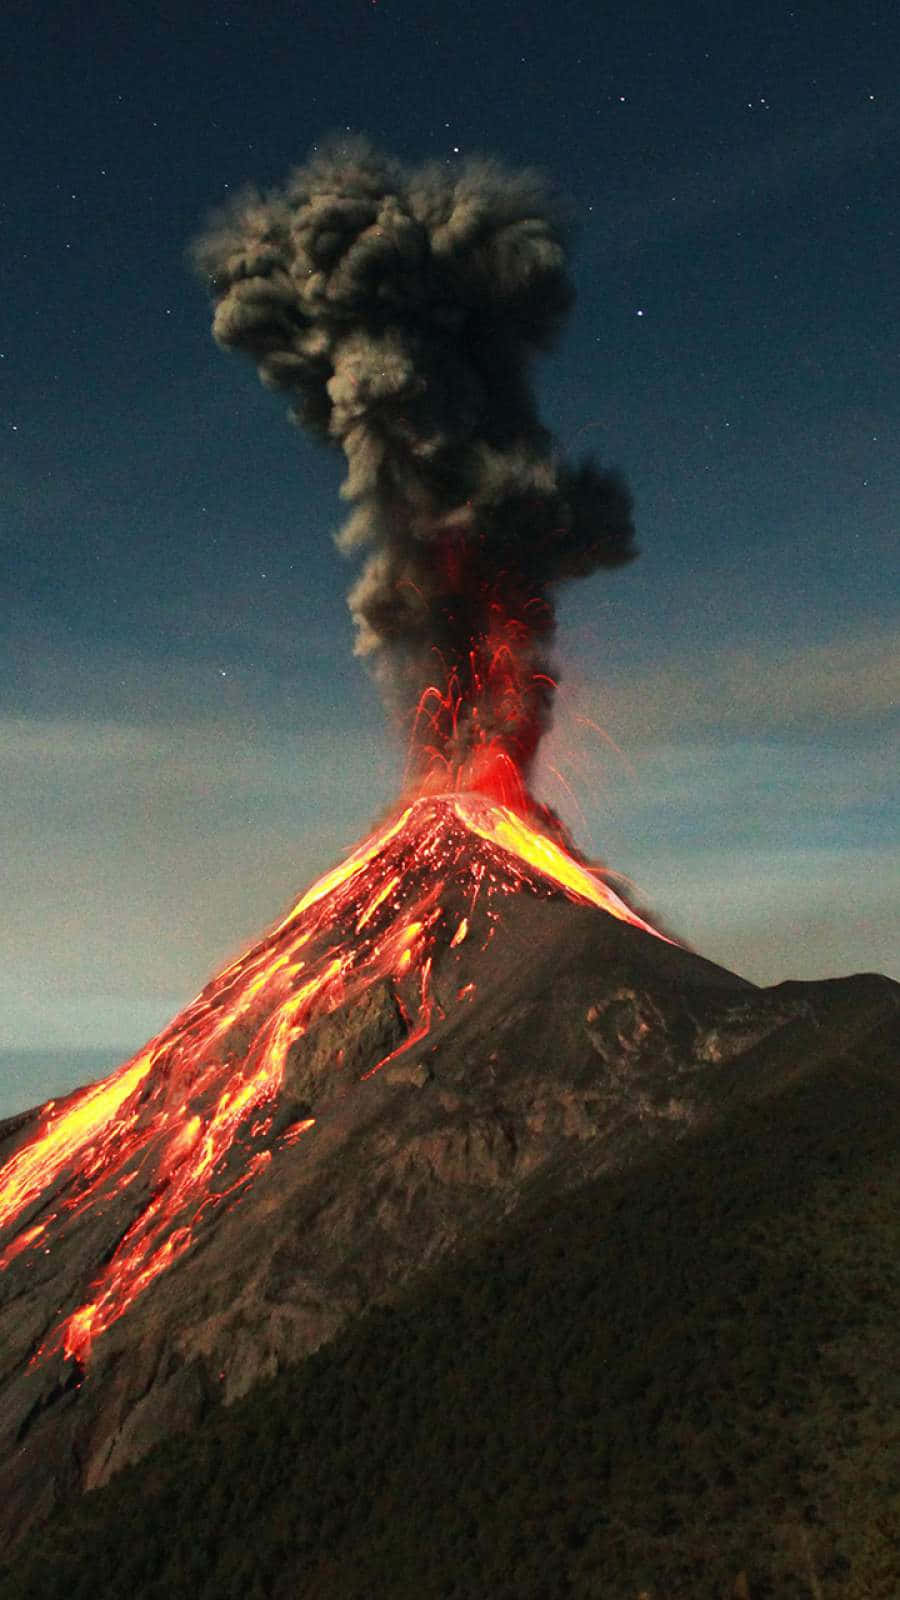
left=1, top=793, right=897, bottom=1560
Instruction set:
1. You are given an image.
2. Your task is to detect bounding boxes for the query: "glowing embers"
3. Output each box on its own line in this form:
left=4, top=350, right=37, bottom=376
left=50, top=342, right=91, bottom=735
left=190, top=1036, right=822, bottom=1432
left=407, top=606, right=555, bottom=809
left=0, top=789, right=667, bottom=1368
left=0, top=1220, right=48, bottom=1271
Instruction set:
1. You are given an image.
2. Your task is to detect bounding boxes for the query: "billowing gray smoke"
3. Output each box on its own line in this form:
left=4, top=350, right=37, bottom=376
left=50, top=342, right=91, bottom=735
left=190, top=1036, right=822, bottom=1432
left=193, top=136, right=635, bottom=793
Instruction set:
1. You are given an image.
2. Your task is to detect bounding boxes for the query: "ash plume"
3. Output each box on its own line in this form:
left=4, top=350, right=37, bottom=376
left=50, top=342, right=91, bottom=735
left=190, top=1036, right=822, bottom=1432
left=193, top=136, right=635, bottom=789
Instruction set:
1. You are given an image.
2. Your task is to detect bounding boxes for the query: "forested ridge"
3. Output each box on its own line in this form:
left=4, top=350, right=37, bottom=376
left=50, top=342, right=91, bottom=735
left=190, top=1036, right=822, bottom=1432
left=2, top=1047, right=897, bottom=1599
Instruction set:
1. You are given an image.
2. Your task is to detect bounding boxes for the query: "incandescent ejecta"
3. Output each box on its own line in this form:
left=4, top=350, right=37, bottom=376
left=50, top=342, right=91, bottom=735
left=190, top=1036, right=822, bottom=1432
left=193, top=136, right=636, bottom=799
left=2, top=139, right=899, bottom=1592
left=0, top=139, right=653, bottom=1378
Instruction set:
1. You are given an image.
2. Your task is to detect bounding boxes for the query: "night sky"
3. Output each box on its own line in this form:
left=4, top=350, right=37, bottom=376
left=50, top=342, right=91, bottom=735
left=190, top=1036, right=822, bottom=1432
left=3, top=1, right=898, bottom=1109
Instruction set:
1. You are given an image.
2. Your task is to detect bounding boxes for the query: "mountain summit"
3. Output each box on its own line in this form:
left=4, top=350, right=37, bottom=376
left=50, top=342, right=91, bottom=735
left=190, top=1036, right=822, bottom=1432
left=0, top=792, right=897, bottom=1568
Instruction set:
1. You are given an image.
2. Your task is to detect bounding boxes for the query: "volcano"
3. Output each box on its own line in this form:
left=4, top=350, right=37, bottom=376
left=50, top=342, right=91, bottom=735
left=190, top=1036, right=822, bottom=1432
left=0, top=794, right=665, bottom=1365
left=1, top=789, right=897, bottom=1562
left=5, top=137, right=896, bottom=1591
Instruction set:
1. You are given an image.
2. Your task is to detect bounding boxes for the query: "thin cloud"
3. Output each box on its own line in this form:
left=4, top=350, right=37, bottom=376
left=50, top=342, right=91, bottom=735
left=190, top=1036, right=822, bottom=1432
left=587, top=624, right=899, bottom=743
left=631, top=844, right=899, bottom=986
left=0, top=712, right=392, bottom=1051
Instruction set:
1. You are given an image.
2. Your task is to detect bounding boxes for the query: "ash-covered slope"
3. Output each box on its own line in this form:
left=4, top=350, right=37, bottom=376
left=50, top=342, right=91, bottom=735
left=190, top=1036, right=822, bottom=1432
left=0, top=794, right=896, bottom=1552
left=5, top=994, right=898, bottom=1600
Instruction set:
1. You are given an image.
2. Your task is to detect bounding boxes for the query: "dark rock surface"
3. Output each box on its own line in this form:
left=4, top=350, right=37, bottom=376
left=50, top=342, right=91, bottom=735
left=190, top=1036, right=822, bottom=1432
left=0, top=872, right=897, bottom=1555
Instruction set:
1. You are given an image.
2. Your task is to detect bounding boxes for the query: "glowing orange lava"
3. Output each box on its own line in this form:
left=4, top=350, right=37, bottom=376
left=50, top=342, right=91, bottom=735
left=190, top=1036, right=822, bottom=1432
left=405, top=604, right=555, bottom=811
left=0, top=1054, right=153, bottom=1234
left=451, top=795, right=661, bottom=936
left=0, top=789, right=669, bottom=1368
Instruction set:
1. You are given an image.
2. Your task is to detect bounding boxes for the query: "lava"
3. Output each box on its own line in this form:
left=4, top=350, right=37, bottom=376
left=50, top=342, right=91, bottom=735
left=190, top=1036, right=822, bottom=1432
left=0, top=790, right=668, bottom=1368
left=406, top=609, right=555, bottom=810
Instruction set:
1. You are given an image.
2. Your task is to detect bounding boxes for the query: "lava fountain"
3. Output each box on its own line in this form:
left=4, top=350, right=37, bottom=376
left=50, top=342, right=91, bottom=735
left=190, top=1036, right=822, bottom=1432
left=0, top=140, right=654, bottom=1371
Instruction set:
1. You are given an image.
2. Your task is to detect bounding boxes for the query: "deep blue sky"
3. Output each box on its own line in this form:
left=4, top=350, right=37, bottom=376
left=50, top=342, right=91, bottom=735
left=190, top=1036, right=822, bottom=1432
left=2, top=0, right=898, bottom=1102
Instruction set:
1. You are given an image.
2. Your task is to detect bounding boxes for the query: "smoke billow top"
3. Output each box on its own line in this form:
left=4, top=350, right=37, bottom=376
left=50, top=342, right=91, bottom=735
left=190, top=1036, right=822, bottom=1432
left=193, top=136, right=635, bottom=793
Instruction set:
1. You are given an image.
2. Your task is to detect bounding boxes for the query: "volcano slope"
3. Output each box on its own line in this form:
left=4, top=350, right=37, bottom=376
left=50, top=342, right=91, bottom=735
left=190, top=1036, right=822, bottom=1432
left=0, top=793, right=897, bottom=1595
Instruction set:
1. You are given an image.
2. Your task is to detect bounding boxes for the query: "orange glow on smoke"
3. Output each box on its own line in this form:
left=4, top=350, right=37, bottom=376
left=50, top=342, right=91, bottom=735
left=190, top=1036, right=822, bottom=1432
left=406, top=604, right=555, bottom=812
left=0, top=787, right=669, bottom=1367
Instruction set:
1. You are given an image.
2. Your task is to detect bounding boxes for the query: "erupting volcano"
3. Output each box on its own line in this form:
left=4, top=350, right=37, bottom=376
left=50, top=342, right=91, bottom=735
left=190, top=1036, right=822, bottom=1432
left=3, top=137, right=898, bottom=1597
left=0, top=137, right=673, bottom=1483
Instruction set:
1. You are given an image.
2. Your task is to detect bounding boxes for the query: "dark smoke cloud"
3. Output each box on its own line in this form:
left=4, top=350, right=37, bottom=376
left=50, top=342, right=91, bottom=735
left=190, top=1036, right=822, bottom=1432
left=193, top=136, right=635, bottom=790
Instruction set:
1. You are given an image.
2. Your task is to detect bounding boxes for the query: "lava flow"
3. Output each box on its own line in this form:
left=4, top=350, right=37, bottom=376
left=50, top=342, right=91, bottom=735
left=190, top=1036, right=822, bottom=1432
left=0, top=791, right=666, bottom=1370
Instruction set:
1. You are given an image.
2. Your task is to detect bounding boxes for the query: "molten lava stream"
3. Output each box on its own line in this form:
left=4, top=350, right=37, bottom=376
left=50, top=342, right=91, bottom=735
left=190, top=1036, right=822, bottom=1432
left=0, top=1052, right=155, bottom=1236
left=47, top=953, right=350, bottom=1364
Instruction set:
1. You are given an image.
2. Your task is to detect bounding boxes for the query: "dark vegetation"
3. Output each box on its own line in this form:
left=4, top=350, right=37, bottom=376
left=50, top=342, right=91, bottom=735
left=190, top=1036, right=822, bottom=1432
left=2, top=1046, right=897, bottom=1599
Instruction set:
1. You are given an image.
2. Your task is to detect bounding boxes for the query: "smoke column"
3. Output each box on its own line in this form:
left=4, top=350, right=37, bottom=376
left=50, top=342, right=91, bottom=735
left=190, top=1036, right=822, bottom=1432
left=193, top=136, right=635, bottom=799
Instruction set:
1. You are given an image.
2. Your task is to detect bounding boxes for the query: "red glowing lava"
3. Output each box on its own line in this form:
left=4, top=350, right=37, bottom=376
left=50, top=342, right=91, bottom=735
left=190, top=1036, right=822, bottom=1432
left=0, top=787, right=668, bottom=1368
left=405, top=595, right=557, bottom=812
